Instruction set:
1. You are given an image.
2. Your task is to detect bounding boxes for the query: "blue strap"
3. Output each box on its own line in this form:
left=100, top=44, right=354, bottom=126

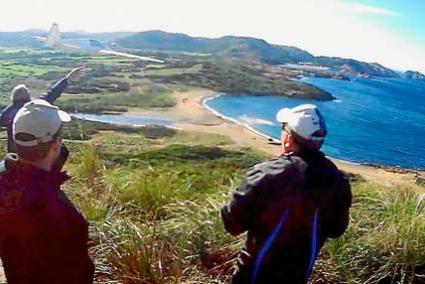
left=251, top=209, right=289, bottom=284
left=306, top=208, right=319, bottom=279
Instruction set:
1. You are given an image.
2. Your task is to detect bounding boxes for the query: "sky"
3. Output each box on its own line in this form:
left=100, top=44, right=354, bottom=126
left=1, top=0, right=424, bottom=73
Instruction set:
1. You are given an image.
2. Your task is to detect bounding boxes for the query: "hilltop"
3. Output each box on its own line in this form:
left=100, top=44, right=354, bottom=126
left=115, top=30, right=315, bottom=64
left=114, top=30, right=399, bottom=77
left=1, top=29, right=416, bottom=78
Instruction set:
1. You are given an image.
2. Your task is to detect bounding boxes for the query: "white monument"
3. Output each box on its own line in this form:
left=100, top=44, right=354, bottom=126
left=46, top=23, right=61, bottom=47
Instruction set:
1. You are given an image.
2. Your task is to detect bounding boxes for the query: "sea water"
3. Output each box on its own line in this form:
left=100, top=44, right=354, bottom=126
left=205, top=77, right=425, bottom=169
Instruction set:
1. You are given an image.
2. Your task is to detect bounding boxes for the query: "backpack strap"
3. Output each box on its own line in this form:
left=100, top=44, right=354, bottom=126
left=306, top=208, right=319, bottom=279
left=284, top=153, right=320, bottom=280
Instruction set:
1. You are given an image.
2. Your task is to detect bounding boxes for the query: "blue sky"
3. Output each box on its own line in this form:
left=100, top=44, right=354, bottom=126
left=353, top=0, right=425, bottom=49
left=0, top=0, right=424, bottom=72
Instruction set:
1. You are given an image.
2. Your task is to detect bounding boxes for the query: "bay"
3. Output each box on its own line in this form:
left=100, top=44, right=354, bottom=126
left=205, top=77, right=425, bottom=169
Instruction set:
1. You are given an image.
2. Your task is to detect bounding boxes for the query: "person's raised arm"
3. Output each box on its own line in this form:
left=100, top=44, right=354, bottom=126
left=40, top=66, right=85, bottom=103
left=0, top=105, right=12, bottom=127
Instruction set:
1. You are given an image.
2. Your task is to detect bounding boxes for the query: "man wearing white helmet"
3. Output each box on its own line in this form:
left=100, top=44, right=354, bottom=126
left=0, top=100, right=94, bottom=283
left=221, top=104, right=352, bottom=283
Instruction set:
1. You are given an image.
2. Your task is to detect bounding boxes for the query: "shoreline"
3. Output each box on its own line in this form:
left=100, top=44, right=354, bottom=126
left=200, top=93, right=423, bottom=172
left=108, top=89, right=419, bottom=186
left=202, top=94, right=281, bottom=143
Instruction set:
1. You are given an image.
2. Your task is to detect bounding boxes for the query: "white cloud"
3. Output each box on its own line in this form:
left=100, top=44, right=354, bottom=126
left=339, top=2, right=402, bottom=16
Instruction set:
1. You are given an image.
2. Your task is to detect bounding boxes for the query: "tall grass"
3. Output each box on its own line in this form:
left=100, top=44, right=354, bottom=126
left=61, top=131, right=424, bottom=283
left=312, top=182, right=425, bottom=283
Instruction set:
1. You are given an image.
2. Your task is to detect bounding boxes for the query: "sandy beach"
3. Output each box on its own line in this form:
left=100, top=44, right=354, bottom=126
left=127, top=89, right=418, bottom=187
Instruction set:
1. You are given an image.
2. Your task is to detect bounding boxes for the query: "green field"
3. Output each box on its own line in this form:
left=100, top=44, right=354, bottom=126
left=0, top=48, right=178, bottom=111
left=0, top=62, right=67, bottom=77
left=0, top=47, right=332, bottom=112
left=145, top=64, right=203, bottom=76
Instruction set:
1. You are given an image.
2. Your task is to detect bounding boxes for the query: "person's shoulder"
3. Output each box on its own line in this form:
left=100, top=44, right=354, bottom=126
left=0, top=154, right=29, bottom=189
left=245, top=156, right=298, bottom=187
left=0, top=156, right=26, bottom=216
left=317, top=154, right=349, bottom=186
left=322, top=154, right=340, bottom=171
left=304, top=150, right=339, bottom=172
left=0, top=154, right=16, bottom=178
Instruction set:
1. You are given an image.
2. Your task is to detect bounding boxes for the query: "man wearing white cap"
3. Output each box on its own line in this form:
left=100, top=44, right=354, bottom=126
left=0, top=66, right=85, bottom=153
left=0, top=100, right=94, bottom=283
left=221, top=104, right=352, bottom=283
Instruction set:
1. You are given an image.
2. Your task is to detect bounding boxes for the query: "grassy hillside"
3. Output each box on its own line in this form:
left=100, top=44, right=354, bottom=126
left=115, top=30, right=399, bottom=77
left=146, top=61, right=334, bottom=100
left=115, top=30, right=315, bottom=64
left=31, top=121, right=422, bottom=283
left=0, top=119, right=422, bottom=282
left=0, top=47, right=333, bottom=112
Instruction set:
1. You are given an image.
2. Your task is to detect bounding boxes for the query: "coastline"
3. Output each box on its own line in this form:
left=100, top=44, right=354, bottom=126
left=125, top=89, right=417, bottom=186
left=202, top=94, right=280, bottom=143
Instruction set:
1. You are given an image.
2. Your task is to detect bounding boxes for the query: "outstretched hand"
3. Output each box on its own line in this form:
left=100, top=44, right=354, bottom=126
left=66, top=66, right=86, bottom=82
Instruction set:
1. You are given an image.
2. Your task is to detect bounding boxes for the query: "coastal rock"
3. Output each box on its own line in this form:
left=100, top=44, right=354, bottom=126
left=315, top=57, right=398, bottom=78
left=287, top=83, right=335, bottom=100
left=404, top=70, right=425, bottom=80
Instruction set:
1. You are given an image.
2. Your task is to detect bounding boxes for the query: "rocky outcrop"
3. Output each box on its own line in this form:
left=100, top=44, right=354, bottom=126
left=316, top=58, right=398, bottom=78
left=404, top=70, right=425, bottom=80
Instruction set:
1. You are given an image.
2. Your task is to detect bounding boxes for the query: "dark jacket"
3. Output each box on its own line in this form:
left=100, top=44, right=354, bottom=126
left=0, top=78, right=69, bottom=153
left=221, top=150, right=352, bottom=284
left=0, top=154, right=94, bottom=284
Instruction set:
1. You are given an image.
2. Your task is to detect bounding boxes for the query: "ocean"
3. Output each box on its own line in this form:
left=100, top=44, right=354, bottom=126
left=205, top=77, right=425, bottom=169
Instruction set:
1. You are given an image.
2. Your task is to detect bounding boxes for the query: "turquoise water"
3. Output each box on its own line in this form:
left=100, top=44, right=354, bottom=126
left=206, top=77, right=425, bottom=169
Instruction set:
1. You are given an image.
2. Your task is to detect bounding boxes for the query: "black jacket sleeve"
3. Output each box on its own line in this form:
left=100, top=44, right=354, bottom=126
left=221, top=163, right=269, bottom=236
left=221, top=158, right=295, bottom=236
left=0, top=104, right=14, bottom=127
left=39, top=77, right=69, bottom=103
left=325, top=173, right=352, bottom=238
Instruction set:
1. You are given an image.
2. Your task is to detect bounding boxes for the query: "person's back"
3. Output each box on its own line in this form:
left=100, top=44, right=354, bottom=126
left=0, top=100, right=94, bottom=283
left=221, top=104, right=352, bottom=284
left=0, top=155, right=93, bottom=283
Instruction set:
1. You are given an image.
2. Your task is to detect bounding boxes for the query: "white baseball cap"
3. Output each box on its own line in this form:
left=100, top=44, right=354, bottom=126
left=276, top=104, right=327, bottom=141
left=13, top=99, right=71, bottom=147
